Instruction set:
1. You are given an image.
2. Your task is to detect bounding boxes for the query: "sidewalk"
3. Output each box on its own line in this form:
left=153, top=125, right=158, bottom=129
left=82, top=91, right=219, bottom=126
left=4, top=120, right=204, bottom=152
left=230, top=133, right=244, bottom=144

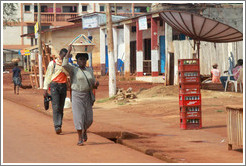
left=3, top=99, right=163, bottom=163
left=3, top=83, right=244, bottom=163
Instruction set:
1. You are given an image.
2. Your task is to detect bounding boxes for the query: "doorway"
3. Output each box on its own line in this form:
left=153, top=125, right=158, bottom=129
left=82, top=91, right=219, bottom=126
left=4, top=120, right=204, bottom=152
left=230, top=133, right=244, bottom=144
left=143, top=38, right=151, bottom=75
left=130, top=41, right=136, bottom=74
left=169, top=53, right=174, bottom=85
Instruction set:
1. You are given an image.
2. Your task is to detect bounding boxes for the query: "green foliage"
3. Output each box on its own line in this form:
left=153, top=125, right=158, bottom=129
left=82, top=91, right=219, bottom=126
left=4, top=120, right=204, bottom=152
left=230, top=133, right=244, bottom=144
left=3, top=3, right=20, bottom=28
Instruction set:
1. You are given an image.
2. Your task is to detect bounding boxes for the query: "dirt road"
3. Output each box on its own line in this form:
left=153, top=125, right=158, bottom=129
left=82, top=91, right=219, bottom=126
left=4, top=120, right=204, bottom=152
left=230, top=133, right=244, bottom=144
left=3, top=71, right=243, bottom=163
left=3, top=99, right=163, bottom=163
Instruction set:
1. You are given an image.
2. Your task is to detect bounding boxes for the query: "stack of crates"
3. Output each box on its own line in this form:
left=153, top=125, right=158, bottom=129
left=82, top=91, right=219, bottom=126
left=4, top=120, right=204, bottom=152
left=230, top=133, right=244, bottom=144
left=178, top=59, right=202, bottom=129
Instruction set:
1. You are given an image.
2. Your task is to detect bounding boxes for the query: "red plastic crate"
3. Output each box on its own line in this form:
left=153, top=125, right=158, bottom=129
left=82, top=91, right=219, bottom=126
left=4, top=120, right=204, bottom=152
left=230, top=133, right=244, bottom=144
left=179, top=76, right=200, bottom=84
left=178, top=65, right=200, bottom=72
left=178, top=59, right=199, bottom=66
left=179, top=94, right=201, bottom=106
left=179, top=83, right=201, bottom=94
left=180, top=105, right=201, bottom=112
left=180, top=111, right=201, bottom=118
left=180, top=118, right=202, bottom=129
left=178, top=71, right=200, bottom=78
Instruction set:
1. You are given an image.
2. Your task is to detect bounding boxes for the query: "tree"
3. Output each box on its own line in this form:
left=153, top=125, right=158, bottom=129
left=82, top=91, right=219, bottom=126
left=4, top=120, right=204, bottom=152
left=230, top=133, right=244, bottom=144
left=3, top=3, right=20, bottom=28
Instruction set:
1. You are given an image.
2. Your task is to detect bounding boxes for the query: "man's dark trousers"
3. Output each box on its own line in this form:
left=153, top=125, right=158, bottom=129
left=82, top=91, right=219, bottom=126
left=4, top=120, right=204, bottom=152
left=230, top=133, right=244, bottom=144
left=50, top=82, right=67, bottom=132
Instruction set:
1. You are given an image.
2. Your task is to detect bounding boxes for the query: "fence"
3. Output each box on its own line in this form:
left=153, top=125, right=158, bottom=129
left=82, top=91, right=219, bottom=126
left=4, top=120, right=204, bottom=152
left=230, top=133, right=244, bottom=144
left=172, top=40, right=243, bottom=85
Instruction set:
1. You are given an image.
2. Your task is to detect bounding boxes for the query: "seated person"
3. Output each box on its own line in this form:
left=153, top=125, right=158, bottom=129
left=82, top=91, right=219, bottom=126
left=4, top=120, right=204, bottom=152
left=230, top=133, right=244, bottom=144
left=211, top=63, right=221, bottom=83
left=220, top=59, right=243, bottom=88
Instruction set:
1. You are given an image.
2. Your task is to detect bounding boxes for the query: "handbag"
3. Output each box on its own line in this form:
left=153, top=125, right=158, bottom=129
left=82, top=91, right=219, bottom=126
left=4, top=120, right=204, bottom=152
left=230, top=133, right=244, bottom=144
left=81, top=69, right=95, bottom=106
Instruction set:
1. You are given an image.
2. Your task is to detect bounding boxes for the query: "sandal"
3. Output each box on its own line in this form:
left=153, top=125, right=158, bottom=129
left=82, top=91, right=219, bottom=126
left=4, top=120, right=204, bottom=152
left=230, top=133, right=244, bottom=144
left=83, top=131, right=88, bottom=142
left=77, top=140, right=83, bottom=146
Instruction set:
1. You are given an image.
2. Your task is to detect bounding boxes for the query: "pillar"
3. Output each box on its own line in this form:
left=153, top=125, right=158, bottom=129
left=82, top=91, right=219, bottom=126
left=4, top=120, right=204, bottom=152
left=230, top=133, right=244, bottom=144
left=124, top=24, right=130, bottom=77
left=88, top=30, right=93, bottom=69
left=100, top=27, right=106, bottom=75
left=113, top=27, right=118, bottom=64
left=78, top=3, right=82, bottom=15
left=53, top=3, right=57, bottom=27
left=165, top=23, right=172, bottom=85
left=151, top=17, right=158, bottom=76
left=136, top=20, right=143, bottom=76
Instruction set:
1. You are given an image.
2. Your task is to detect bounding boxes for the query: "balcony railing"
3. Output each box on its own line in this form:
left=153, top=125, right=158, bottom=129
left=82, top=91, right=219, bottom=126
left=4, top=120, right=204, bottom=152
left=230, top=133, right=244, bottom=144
left=34, top=13, right=79, bottom=22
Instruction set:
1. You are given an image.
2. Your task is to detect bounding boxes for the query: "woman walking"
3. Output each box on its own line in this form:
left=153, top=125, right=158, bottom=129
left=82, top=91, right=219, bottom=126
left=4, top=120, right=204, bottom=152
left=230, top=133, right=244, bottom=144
left=12, top=62, right=22, bottom=95
left=63, top=45, right=99, bottom=146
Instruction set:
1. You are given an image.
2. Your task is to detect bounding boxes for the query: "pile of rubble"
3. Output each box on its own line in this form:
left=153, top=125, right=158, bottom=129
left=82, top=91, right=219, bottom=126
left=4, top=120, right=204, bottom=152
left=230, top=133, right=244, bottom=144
left=114, top=87, right=137, bottom=103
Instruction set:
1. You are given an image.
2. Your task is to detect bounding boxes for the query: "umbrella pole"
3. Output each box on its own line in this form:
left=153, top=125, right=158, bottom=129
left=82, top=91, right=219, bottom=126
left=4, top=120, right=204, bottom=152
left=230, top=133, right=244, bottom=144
left=197, top=41, right=200, bottom=59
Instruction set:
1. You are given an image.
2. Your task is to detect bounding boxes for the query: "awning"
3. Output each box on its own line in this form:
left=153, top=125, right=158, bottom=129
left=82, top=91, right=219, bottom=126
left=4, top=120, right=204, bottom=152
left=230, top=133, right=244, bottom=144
left=160, top=10, right=243, bottom=43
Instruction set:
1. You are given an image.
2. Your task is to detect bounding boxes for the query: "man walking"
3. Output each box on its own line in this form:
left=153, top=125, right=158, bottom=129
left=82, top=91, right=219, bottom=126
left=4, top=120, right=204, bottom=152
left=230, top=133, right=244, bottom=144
left=43, top=48, right=70, bottom=134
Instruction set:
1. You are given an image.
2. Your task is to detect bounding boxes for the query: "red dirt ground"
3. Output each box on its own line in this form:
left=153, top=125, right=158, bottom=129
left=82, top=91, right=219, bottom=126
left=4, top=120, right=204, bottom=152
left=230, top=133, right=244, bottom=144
left=3, top=69, right=244, bottom=163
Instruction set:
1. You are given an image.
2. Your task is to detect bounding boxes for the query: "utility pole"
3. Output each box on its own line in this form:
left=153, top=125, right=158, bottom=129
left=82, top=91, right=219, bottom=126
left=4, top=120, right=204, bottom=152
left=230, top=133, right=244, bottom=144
left=106, top=3, right=116, bottom=97
left=38, top=3, right=43, bottom=88
left=114, top=3, right=117, bottom=15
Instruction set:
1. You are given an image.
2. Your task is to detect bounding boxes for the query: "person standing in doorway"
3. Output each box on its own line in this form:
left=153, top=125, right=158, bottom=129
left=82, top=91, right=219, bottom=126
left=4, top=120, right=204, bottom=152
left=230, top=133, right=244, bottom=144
left=12, top=62, right=22, bottom=95
left=62, top=45, right=99, bottom=146
left=43, top=48, right=69, bottom=134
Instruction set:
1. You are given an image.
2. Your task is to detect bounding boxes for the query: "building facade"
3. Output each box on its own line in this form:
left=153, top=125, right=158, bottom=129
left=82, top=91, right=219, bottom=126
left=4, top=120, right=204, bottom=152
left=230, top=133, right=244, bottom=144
left=99, top=3, right=243, bottom=84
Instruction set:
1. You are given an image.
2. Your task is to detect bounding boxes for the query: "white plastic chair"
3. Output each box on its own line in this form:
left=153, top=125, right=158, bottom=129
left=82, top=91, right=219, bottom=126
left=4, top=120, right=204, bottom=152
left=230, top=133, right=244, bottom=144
left=225, top=68, right=243, bottom=93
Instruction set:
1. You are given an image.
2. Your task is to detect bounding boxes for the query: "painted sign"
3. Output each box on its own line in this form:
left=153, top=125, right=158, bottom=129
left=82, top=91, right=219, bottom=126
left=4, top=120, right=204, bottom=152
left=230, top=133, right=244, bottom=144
left=82, top=15, right=98, bottom=29
left=24, top=49, right=30, bottom=56
left=34, top=22, right=39, bottom=39
left=138, top=16, right=147, bottom=30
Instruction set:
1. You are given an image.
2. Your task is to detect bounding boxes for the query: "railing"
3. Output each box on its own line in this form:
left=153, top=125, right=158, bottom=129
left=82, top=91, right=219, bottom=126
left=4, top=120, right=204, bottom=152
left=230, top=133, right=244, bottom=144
left=34, top=13, right=79, bottom=22
left=56, top=13, right=78, bottom=22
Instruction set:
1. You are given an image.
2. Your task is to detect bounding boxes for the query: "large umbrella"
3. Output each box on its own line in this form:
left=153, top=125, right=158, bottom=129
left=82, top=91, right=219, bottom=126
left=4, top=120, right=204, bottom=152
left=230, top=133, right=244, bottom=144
left=160, top=10, right=243, bottom=58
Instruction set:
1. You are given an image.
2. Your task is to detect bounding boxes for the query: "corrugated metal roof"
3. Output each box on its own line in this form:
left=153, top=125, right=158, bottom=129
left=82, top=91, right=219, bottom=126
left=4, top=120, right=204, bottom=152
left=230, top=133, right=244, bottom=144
left=21, top=23, right=82, bottom=37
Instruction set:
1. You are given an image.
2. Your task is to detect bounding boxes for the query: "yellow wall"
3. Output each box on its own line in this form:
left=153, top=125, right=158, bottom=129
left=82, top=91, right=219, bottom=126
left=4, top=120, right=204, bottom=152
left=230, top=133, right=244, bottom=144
left=42, top=25, right=101, bottom=66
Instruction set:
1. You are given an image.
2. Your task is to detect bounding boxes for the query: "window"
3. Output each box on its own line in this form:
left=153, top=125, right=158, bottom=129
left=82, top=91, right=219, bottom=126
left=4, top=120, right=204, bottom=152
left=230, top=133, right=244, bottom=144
left=24, top=5, right=30, bottom=12
left=100, top=5, right=105, bottom=12
left=34, top=5, right=47, bottom=12
left=82, top=5, right=87, bottom=12
left=131, top=26, right=136, bottom=32
left=62, top=6, right=77, bottom=13
left=41, top=6, right=48, bottom=12
left=116, top=6, right=123, bottom=10
left=41, top=26, right=50, bottom=30
left=134, top=6, right=147, bottom=12
left=27, top=26, right=34, bottom=34
left=34, top=5, right=37, bottom=12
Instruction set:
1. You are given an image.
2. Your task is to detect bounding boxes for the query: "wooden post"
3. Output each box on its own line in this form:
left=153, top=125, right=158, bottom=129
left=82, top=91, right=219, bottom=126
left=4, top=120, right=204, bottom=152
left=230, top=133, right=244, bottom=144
left=114, top=3, right=117, bottom=15
left=38, top=3, right=43, bottom=88
left=132, top=3, right=135, bottom=16
left=54, top=3, right=56, bottom=28
left=106, top=3, right=116, bottom=97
